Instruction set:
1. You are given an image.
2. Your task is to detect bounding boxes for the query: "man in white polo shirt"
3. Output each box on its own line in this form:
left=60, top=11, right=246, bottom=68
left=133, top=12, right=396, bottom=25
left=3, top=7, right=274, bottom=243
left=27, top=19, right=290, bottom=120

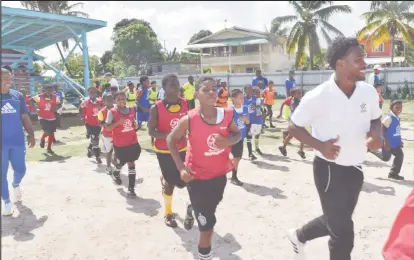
left=286, top=37, right=382, bottom=260
left=104, top=72, right=119, bottom=90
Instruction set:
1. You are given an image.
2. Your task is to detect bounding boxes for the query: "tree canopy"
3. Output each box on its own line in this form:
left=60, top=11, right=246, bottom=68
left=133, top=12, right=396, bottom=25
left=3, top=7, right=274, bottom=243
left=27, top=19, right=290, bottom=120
left=188, top=30, right=213, bottom=44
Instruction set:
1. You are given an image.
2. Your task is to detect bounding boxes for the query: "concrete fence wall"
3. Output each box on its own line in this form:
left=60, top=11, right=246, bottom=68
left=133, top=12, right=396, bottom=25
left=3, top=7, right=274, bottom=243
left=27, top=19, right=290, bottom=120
left=121, top=66, right=414, bottom=96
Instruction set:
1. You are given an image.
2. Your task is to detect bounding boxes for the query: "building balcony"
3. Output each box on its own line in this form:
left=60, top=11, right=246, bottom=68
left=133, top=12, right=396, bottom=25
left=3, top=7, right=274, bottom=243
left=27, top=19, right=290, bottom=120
left=201, top=52, right=269, bottom=66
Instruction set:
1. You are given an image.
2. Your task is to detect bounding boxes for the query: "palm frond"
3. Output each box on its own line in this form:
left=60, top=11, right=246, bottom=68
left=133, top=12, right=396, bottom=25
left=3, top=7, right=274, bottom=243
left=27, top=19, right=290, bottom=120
left=318, top=19, right=344, bottom=36
left=286, top=22, right=303, bottom=54
left=308, top=25, right=321, bottom=55
left=320, top=27, right=333, bottom=46
left=402, top=12, right=414, bottom=22
left=313, top=5, right=352, bottom=21
left=367, top=24, right=390, bottom=49
left=370, top=1, right=383, bottom=10
left=308, top=1, right=334, bottom=11
left=273, top=15, right=298, bottom=24
left=289, top=1, right=304, bottom=16
left=66, top=2, right=85, bottom=10
left=395, top=20, right=414, bottom=44
left=356, top=20, right=383, bottom=41
left=399, top=1, right=414, bottom=13
left=361, top=10, right=389, bottom=24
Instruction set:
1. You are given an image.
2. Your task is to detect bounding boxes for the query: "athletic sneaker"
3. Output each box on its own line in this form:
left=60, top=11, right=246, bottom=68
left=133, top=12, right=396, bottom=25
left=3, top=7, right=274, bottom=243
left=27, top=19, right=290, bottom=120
left=279, top=146, right=287, bottom=156
left=184, top=203, right=195, bottom=230
left=127, top=189, right=137, bottom=198
left=249, top=153, right=257, bottom=161
left=40, top=139, right=45, bottom=148
left=270, top=124, right=275, bottom=128
left=388, top=174, right=404, bottom=180
left=231, top=177, right=243, bottom=186
left=96, top=157, right=102, bottom=164
left=87, top=148, right=92, bottom=158
left=165, top=214, right=178, bottom=228
left=3, top=202, right=13, bottom=216
left=106, top=166, right=113, bottom=175
left=112, top=170, right=122, bottom=185
left=13, top=186, right=22, bottom=202
left=287, top=229, right=306, bottom=260
left=298, top=150, right=306, bottom=159
left=47, top=148, right=54, bottom=154
left=255, top=148, right=263, bottom=156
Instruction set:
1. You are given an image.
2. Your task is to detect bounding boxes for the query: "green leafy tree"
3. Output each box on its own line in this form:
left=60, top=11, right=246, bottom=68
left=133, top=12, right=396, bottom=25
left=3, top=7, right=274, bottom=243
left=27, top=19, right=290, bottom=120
left=358, top=1, right=414, bottom=67
left=188, top=30, right=212, bottom=44
left=100, top=50, right=114, bottom=74
left=54, top=53, right=102, bottom=80
left=111, top=19, right=164, bottom=75
left=272, top=1, right=351, bottom=69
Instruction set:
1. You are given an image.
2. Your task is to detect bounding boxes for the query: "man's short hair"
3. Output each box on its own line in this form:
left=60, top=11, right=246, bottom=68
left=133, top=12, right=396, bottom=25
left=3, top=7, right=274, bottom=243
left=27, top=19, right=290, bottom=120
left=140, top=76, right=149, bottom=84
left=231, top=88, right=243, bottom=98
left=326, top=37, right=360, bottom=69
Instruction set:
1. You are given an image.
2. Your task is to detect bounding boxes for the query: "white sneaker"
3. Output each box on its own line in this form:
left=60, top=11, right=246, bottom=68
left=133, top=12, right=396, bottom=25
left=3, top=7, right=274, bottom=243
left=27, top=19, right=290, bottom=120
left=3, top=202, right=14, bottom=216
left=14, top=186, right=22, bottom=202
left=287, top=228, right=306, bottom=260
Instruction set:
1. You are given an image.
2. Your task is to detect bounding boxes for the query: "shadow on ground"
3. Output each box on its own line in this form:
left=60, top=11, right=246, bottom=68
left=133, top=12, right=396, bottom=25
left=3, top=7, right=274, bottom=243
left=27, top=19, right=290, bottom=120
left=363, top=160, right=390, bottom=168
left=251, top=161, right=289, bottom=172
left=242, top=182, right=287, bottom=199
left=375, top=177, right=414, bottom=188
left=39, top=153, right=71, bottom=163
left=117, top=188, right=161, bottom=217
left=1, top=202, right=48, bottom=242
left=361, top=181, right=395, bottom=196
left=173, top=215, right=243, bottom=260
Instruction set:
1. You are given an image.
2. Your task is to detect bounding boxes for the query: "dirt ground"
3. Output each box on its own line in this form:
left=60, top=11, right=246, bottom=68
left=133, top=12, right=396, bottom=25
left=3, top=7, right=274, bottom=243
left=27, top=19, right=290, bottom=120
left=2, top=103, right=414, bottom=260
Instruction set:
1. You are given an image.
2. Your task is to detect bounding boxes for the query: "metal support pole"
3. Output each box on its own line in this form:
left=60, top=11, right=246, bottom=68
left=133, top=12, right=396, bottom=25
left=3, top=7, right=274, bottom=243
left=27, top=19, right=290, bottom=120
left=28, top=49, right=35, bottom=96
left=81, top=30, right=90, bottom=91
left=56, top=39, right=81, bottom=82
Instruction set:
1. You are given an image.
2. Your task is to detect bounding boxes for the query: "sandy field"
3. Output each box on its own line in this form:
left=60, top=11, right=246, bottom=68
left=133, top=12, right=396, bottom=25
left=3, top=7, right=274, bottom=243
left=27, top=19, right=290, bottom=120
left=2, top=120, right=414, bottom=260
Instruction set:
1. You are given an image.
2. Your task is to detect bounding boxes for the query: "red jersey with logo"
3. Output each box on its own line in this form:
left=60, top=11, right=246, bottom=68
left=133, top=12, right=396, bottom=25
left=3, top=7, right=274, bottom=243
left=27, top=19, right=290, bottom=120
left=25, top=95, right=35, bottom=113
left=185, top=107, right=234, bottom=180
left=283, top=96, right=293, bottom=106
left=84, top=98, right=103, bottom=126
left=111, top=107, right=138, bottom=147
left=99, top=107, right=112, bottom=138
left=383, top=189, right=414, bottom=260
left=154, top=98, right=188, bottom=152
left=37, top=94, right=58, bottom=120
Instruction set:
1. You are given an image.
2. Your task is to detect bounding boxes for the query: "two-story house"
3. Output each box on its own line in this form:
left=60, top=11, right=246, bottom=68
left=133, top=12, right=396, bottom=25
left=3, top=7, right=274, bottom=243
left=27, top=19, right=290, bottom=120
left=186, top=26, right=294, bottom=73
left=359, top=35, right=405, bottom=67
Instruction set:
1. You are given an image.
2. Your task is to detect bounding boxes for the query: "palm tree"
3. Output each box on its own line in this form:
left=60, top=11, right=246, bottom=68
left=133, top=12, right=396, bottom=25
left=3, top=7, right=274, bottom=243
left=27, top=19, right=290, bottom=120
left=272, top=1, right=351, bottom=69
left=20, top=1, right=89, bottom=77
left=357, top=1, right=414, bottom=67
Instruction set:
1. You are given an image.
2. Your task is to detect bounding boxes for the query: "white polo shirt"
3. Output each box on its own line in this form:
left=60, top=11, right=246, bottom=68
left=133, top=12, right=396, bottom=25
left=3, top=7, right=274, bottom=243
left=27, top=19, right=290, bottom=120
left=109, top=78, right=119, bottom=89
left=291, top=73, right=382, bottom=166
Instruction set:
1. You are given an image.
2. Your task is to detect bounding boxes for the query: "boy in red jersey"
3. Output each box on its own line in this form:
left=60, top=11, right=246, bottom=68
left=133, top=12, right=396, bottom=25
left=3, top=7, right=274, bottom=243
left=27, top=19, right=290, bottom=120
left=98, top=94, right=115, bottom=174
left=105, top=91, right=141, bottom=197
left=79, top=87, right=103, bottom=164
left=167, top=76, right=241, bottom=260
left=148, top=74, right=194, bottom=229
left=32, top=84, right=60, bottom=153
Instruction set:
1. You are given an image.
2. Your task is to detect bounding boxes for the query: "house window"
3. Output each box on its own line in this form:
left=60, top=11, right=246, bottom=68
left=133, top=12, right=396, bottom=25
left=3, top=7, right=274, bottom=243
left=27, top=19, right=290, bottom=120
left=246, top=68, right=254, bottom=73
left=231, top=46, right=237, bottom=54
left=244, top=44, right=259, bottom=53
left=373, top=43, right=384, bottom=52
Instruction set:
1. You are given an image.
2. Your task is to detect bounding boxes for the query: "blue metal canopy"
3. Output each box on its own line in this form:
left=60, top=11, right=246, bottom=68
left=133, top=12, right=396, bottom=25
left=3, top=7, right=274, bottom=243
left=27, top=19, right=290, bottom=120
left=1, top=7, right=107, bottom=97
left=2, top=7, right=106, bottom=50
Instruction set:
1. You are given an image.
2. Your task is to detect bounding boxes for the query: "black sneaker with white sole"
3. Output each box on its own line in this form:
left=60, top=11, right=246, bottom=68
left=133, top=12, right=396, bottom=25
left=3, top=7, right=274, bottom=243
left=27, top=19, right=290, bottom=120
left=112, top=170, right=122, bottom=185
left=279, top=146, right=287, bottom=156
left=183, top=203, right=194, bottom=230
left=127, top=189, right=137, bottom=198
left=165, top=214, right=178, bottom=228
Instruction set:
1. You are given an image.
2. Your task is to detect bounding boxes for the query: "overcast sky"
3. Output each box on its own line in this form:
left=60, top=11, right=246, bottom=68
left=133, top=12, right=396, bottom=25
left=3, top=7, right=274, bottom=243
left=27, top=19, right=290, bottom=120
left=2, top=1, right=373, bottom=62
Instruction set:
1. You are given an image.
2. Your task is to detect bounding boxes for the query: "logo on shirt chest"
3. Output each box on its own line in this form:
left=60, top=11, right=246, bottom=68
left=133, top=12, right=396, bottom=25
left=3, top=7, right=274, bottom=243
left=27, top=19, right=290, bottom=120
left=360, top=103, right=367, bottom=113
left=93, top=107, right=99, bottom=116
left=122, top=119, right=134, bottom=132
left=45, top=103, right=51, bottom=111
left=1, top=102, right=17, bottom=114
left=204, top=133, right=225, bottom=156
left=170, top=118, right=179, bottom=129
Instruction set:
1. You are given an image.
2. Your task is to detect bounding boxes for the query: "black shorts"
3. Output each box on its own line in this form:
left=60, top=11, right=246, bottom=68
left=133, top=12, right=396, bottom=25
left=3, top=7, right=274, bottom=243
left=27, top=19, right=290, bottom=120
left=231, top=139, right=244, bottom=158
left=156, top=151, right=186, bottom=188
left=187, top=175, right=227, bottom=231
left=266, top=105, right=273, bottom=113
left=114, top=143, right=141, bottom=166
left=85, top=124, right=101, bottom=137
left=39, top=119, right=57, bottom=134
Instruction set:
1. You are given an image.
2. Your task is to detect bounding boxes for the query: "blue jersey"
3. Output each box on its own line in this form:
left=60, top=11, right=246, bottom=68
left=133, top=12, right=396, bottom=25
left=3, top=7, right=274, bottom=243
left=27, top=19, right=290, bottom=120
left=233, top=105, right=249, bottom=140
left=252, top=76, right=268, bottom=87
left=244, top=95, right=263, bottom=125
left=1, top=89, right=28, bottom=147
left=54, top=90, right=64, bottom=102
left=285, top=78, right=296, bottom=90
left=385, top=113, right=402, bottom=149
left=138, top=87, right=151, bottom=108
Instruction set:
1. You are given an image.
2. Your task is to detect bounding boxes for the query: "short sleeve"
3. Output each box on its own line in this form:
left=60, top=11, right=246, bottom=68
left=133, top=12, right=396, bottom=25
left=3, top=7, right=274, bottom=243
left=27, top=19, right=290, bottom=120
left=285, top=79, right=289, bottom=88
left=97, top=111, right=104, bottom=122
left=290, top=91, right=319, bottom=127
left=382, top=116, right=392, bottom=128
left=18, top=93, right=29, bottom=114
left=32, top=95, right=40, bottom=103
left=105, top=110, right=114, bottom=124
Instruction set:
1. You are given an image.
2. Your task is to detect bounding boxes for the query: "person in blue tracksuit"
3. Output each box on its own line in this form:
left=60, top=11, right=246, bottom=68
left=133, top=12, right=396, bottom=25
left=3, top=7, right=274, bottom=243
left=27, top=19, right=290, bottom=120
left=1, top=68, right=36, bottom=216
left=136, top=76, right=151, bottom=129
left=374, top=100, right=405, bottom=180
left=251, top=87, right=264, bottom=155
left=243, top=85, right=257, bottom=161
left=230, top=89, right=249, bottom=186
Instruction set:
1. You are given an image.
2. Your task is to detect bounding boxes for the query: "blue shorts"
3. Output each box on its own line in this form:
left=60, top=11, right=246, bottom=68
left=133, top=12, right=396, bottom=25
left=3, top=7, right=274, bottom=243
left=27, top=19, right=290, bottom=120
left=137, top=111, right=150, bottom=124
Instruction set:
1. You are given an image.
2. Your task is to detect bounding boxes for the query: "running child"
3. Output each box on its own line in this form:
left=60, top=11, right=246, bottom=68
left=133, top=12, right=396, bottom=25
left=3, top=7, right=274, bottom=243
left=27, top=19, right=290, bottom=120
left=277, top=94, right=294, bottom=140
left=125, top=81, right=137, bottom=107
left=105, top=91, right=141, bottom=197
left=263, top=80, right=276, bottom=128
left=278, top=88, right=306, bottom=159
left=136, top=76, right=151, bottom=129
left=243, top=85, right=258, bottom=160
left=216, top=81, right=229, bottom=108
left=148, top=74, right=194, bottom=229
left=79, top=87, right=103, bottom=164
left=167, top=76, right=241, bottom=260
left=98, top=94, right=115, bottom=174
left=32, top=84, right=60, bottom=153
left=230, top=89, right=249, bottom=186
left=250, top=87, right=264, bottom=156
left=149, top=80, right=158, bottom=106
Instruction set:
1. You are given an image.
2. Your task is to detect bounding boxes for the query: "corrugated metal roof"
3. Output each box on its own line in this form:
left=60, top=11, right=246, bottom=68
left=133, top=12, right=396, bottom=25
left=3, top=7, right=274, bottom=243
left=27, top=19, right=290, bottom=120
left=186, top=38, right=269, bottom=49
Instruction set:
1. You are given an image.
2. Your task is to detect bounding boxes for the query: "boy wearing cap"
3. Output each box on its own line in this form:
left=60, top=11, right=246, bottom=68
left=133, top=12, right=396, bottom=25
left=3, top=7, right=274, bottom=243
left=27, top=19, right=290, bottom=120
left=368, top=64, right=382, bottom=86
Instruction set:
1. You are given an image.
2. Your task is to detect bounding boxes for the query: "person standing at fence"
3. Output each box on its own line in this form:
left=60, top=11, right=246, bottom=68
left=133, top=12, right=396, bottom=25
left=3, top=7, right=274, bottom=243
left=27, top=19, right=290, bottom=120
left=286, top=37, right=382, bottom=260
left=1, top=68, right=35, bottom=216
left=285, top=70, right=296, bottom=97
left=216, top=81, right=229, bottom=108
left=263, top=80, right=276, bottom=129
left=252, top=69, right=268, bottom=88
left=136, top=76, right=151, bottom=130
left=367, top=64, right=382, bottom=87
left=33, top=84, right=60, bottom=153
left=182, top=76, right=196, bottom=110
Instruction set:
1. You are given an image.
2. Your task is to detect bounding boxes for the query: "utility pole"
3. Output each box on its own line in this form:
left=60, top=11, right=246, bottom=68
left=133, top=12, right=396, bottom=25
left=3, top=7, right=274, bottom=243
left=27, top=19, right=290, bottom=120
left=224, top=19, right=227, bottom=29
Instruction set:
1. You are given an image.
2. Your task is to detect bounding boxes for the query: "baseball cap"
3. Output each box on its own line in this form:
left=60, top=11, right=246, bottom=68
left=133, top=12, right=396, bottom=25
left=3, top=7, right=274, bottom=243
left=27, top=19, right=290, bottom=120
left=104, top=72, right=113, bottom=77
left=373, top=65, right=383, bottom=71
